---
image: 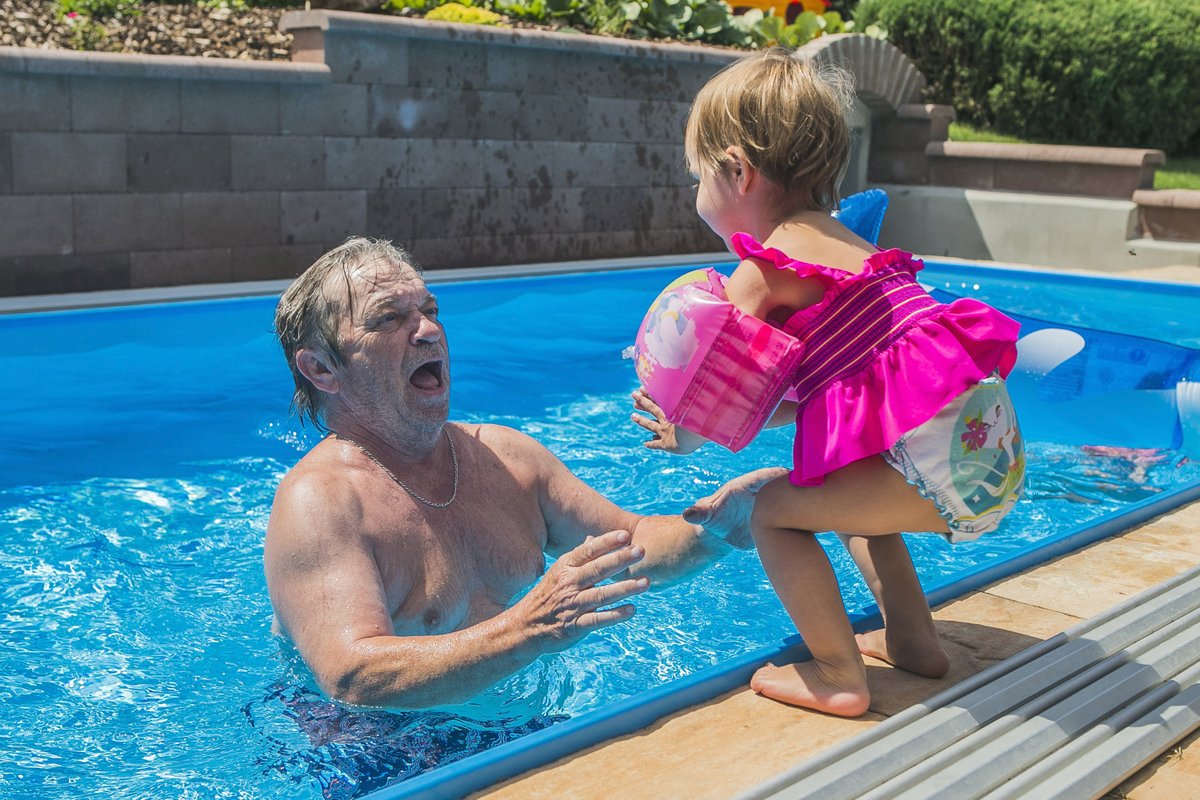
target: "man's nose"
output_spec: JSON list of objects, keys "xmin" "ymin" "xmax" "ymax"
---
[{"xmin": 412, "ymin": 315, "xmax": 442, "ymax": 344}]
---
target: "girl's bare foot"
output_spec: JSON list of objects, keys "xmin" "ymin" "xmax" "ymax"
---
[
  {"xmin": 750, "ymin": 660, "xmax": 871, "ymax": 717},
  {"xmin": 855, "ymin": 629, "xmax": 950, "ymax": 678}
]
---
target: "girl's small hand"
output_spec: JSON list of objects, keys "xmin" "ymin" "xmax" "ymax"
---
[{"xmin": 631, "ymin": 389, "xmax": 708, "ymax": 455}]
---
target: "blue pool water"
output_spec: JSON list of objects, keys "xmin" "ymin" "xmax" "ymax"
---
[{"xmin": 2, "ymin": 260, "xmax": 1198, "ymax": 799}]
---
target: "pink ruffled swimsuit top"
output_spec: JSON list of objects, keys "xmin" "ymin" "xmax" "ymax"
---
[{"xmin": 730, "ymin": 232, "xmax": 1021, "ymax": 487}]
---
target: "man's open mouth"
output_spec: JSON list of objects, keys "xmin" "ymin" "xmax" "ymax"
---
[{"xmin": 409, "ymin": 359, "xmax": 444, "ymax": 390}]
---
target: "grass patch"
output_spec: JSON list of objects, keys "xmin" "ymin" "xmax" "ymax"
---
[
  {"xmin": 1156, "ymin": 156, "xmax": 1200, "ymax": 190},
  {"xmin": 948, "ymin": 123, "xmax": 1200, "ymax": 191}
]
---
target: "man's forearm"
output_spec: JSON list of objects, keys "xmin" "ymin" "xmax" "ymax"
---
[{"xmin": 325, "ymin": 609, "xmax": 544, "ymax": 708}]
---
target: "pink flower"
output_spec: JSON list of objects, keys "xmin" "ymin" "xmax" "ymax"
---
[{"xmin": 960, "ymin": 415, "xmax": 990, "ymax": 451}]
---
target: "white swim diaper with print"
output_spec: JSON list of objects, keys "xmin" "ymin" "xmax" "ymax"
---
[{"xmin": 883, "ymin": 374, "xmax": 1025, "ymax": 543}]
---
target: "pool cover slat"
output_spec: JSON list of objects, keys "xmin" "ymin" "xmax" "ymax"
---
[{"xmin": 735, "ymin": 564, "xmax": 1200, "ymax": 800}]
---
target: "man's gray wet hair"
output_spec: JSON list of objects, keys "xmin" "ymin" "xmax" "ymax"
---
[{"xmin": 274, "ymin": 236, "xmax": 422, "ymax": 429}]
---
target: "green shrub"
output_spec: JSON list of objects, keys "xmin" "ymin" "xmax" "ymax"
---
[
  {"xmin": 855, "ymin": 0, "xmax": 1200, "ymax": 153},
  {"xmin": 425, "ymin": 0, "xmax": 505, "ymax": 22},
  {"xmin": 56, "ymin": 0, "xmax": 140, "ymax": 20}
]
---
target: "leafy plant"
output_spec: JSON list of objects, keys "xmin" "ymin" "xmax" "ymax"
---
[
  {"xmin": 55, "ymin": 0, "xmax": 140, "ymax": 20},
  {"xmin": 491, "ymin": 0, "xmax": 581, "ymax": 22},
  {"xmin": 61, "ymin": 11, "xmax": 109, "ymax": 48},
  {"xmin": 425, "ymin": 0, "xmax": 506, "ymax": 23}
]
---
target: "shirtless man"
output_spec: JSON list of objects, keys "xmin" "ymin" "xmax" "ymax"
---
[{"xmin": 265, "ymin": 237, "xmax": 781, "ymax": 709}]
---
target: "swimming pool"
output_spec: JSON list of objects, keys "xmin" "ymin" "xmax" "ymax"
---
[{"xmin": 2, "ymin": 258, "xmax": 1198, "ymax": 800}]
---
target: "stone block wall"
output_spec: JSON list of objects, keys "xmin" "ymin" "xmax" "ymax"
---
[{"xmin": 0, "ymin": 22, "xmax": 926, "ymax": 296}]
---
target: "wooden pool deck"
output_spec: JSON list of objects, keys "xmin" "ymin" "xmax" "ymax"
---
[{"xmin": 476, "ymin": 263, "xmax": 1200, "ymax": 800}]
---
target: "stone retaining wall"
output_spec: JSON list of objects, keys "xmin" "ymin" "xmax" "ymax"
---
[{"xmin": 0, "ymin": 20, "xmax": 926, "ymax": 297}]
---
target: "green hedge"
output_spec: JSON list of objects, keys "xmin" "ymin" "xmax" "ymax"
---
[{"xmin": 855, "ymin": 0, "xmax": 1200, "ymax": 153}]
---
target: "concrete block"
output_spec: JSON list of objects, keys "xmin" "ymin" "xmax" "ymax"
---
[
  {"xmin": 369, "ymin": 86, "xmax": 586, "ymax": 141},
  {"xmin": 231, "ymin": 243, "xmax": 328, "ymax": 282},
  {"xmin": 512, "ymin": 91, "xmax": 588, "ymax": 141},
  {"xmin": 321, "ymin": 31, "xmax": 410, "ymax": 86},
  {"xmin": 11, "ymin": 133, "xmax": 126, "ymax": 194},
  {"xmin": 181, "ymin": 192, "xmax": 280, "ymax": 248},
  {"xmin": 874, "ymin": 105, "xmax": 953, "ymax": 152},
  {"xmin": 0, "ymin": 195, "xmax": 73, "ymax": 257},
  {"xmin": 0, "ymin": 133, "xmax": 11, "ymax": 195},
  {"xmin": 70, "ymin": 75, "xmax": 180, "ymax": 133},
  {"xmin": 581, "ymin": 185, "xmax": 698, "ymax": 232},
  {"xmin": 868, "ymin": 149, "xmax": 929, "ymax": 185},
  {"xmin": 1, "ymin": 252, "xmax": 130, "ymax": 296},
  {"xmin": 483, "ymin": 139, "xmax": 564, "ymax": 189},
  {"xmin": 408, "ymin": 38, "xmax": 488, "ymax": 90},
  {"xmin": 486, "ymin": 46, "xmax": 577, "ymax": 95},
  {"xmin": 365, "ymin": 188, "xmax": 422, "ymax": 242},
  {"xmin": 280, "ymin": 190, "xmax": 367, "ymax": 245},
  {"xmin": 127, "ymin": 134, "xmax": 231, "ymax": 192},
  {"xmin": 181, "ymin": 80, "xmax": 279, "ymax": 134},
  {"xmin": 0, "ymin": 74, "xmax": 71, "ymax": 132},
  {"xmin": 554, "ymin": 141, "xmax": 688, "ymax": 188},
  {"xmin": 129, "ymin": 248, "xmax": 233, "ymax": 288},
  {"xmin": 403, "ymin": 186, "xmax": 584, "ymax": 240},
  {"xmin": 928, "ymin": 158, "xmax": 995, "ymax": 190},
  {"xmin": 567, "ymin": 52, "xmax": 715, "ymax": 103},
  {"xmin": 324, "ymin": 137, "xmax": 409, "ymax": 190},
  {"xmin": 232, "ymin": 135, "xmax": 324, "ymax": 191},
  {"xmin": 587, "ymin": 96, "xmax": 689, "ymax": 144},
  {"xmin": 996, "ymin": 161, "xmax": 1147, "ymax": 199},
  {"xmin": 406, "ymin": 139, "xmax": 564, "ymax": 191},
  {"xmin": 279, "ymin": 82, "xmax": 368, "ymax": 137},
  {"xmin": 1134, "ymin": 190, "xmax": 1200, "ymax": 242},
  {"xmin": 75, "ymin": 193, "xmax": 183, "ymax": 253}
]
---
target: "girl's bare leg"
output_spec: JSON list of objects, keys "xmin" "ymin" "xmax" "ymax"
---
[
  {"xmin": 751, "ymin": 523, "xmax": 872, "ymax": 717},
  {"xmin": 749, "ymin": 456, "xmax": 948, "ymax": 716},
  {"xmin": 839, "ymin": 533, "xmax": 949, "ymax": 678}
]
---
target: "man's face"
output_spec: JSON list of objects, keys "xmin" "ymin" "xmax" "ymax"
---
[{"xmin": 331, "ymin": 258, "xmax": 450, "ymax": 436}]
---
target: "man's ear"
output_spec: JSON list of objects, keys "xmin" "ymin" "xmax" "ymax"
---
[{"xmin": 295, "ymin": 348, "xmax": 340, "ymax": 396}]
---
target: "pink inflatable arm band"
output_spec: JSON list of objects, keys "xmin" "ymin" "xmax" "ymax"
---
[{"xmin": 629, "ymin": 268, "xmax": 806, "ymax": 452}]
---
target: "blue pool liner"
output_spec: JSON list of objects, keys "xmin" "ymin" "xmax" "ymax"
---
[{"xmin": 363, "ymin": 476, "xmax": 1200, "ymax": 800}]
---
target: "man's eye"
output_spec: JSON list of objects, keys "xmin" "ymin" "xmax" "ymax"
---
[{"xmin": 425, "ymin": 306, "xmax": 439, "ymax": 318}]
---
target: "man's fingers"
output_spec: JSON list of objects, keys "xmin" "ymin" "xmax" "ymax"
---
[
  {"xmin": 575, "ymin": 603, "xmax": 637, "ymax": 632},
  {"xmin": 579, "ymin": 541, "xmax": 645, "ymax": 586},
  {"xmin": 561, "ymin": 529, "xmax": 630, "ymax": 568},
  {"xmin": 581, "ymin": 575, "xmax": 649, "ymax": 610}
]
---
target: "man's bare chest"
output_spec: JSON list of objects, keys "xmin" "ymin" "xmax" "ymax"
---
[{"xmin": 379, "ymin": 512, "xmax": 547, "ymax": 636}]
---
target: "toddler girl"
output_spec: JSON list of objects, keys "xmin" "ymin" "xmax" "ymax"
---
[{"xmin": 632, "ymin": 48, "xmax": 1025, "ymax": 717}]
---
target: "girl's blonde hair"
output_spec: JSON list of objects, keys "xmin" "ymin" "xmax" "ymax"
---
[{"xmin": 685, "ymin": 47, "xmax": 854, "ymax": 213}]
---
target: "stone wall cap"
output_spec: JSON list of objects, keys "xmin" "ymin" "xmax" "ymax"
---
[
  {"xmin": 896, "ymin": 103, "xmax": 955, "ymax": 121},
  {"xmin": 1132, "ymin": 189, "xmax": 1200, "ymax": 210},
  {"xmin": 926, "ymin": 140, "xmax": 1166, "ymax": 166},
  {"xmin": 0, "ymin": 44, "xmax": 331, "ymax": 83},
  {"xmin": 279, "ymin": 9, "xmax": 741, "ymax": 63}
]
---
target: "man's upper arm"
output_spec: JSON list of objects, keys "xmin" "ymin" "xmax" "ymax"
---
[
  {"xmin": 496, "ymin": 427, "xmax": 639, "ymax": 557},
  {"xmin": 264, "ymin": 472, "xmax": 397, "ymax": 686}
]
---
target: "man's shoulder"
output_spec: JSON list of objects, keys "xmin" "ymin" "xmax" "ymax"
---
[
  {"xmin": 456, "ymin": 421, "xmax": 557, "ymax": 466},
  {"xmin": 272, "ymin": 440, "xmax": 365, "ymax": 520}
]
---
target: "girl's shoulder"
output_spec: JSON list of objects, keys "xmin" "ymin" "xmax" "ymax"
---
[{"xmin": 731, "ymin": 231, "xmax": 905, "ymax": 282}]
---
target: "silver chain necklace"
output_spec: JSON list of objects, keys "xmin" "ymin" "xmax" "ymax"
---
[{"xmin": 334, "ymin": 428, "xmax": 459, "ymax": 509}]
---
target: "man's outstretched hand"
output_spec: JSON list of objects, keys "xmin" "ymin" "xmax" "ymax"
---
[
  {"xmin": 683, "ymin": 467, "xmax": 789, "ymax": 550},
  {"xmin": 514, "ymin": 529, "xmax": 649, "ymax": 652}
]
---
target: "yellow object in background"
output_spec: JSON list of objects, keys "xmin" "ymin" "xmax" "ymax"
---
[{"xmin": 730, "ymin": 0, "xmax": 828, "ymax": 17}]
